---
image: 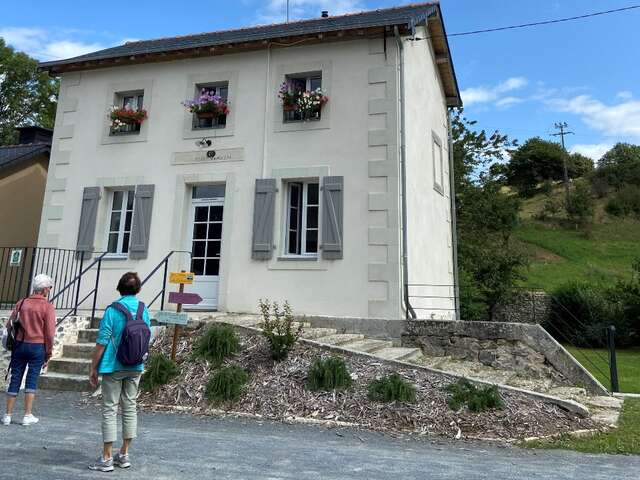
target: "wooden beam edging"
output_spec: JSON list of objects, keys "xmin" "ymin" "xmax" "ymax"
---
[{"xmin": 212, "ymin": 320, "xmax": 591, "ymax": 418}]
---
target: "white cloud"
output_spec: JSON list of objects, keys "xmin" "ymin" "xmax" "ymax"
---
[
  {"xmin": 617, "ymin": 91, "xmax": 633, "ymax": 100},
  {"xmin": 461, "ymin": 76, "xmax": 528, "ymax": 107},
  {"xmin": 258, "ymin": 0, "xmax": 363, "ymax": 23},
  {"xmin": 569, "ymin": 143, "xmax": 612, "ymax": 161},
  {"xmin": 0, "ymin": 26, "xmax": 108, "ymax": 60},
  {"xmin": 548, "ymin": 94, "xmax": 640, "ymax": 139}
]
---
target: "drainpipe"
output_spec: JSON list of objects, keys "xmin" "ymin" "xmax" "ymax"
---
[
  {"xmin": 394, "ymin": 27, "xmax": 417, "ymax": 320},
  {"xmin": 261, "ymin": 44, "xmax": 272, "ymax": 179},
  {"xmin": 447, "ymin": 110, "xmax": 461, "ymax": 320}
]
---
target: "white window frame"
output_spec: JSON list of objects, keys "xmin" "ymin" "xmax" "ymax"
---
[
  {"xmin": 110, "ymin": 90, "xmax": 145, "ymax": 136},
  {"xmin": 191, "ymin": 81, "xmax": 230, "ymax": 131},
  {"xmin": 105, "ymin": 189, "xmax": 135, "ymax": 259},
  {"xmin": 284, "ymin": 180, "xmax": 320, "ymax": 257},
  {"xmin": 432, "ymin": 131, "xmax": 445, "ymax": 195},
  {"xmin": 283, "ymin": 72, "xmax": 323, "ymax": 123}
]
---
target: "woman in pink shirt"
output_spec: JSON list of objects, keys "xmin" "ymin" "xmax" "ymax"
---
[{"xmin": 2, "ymin": 274, "xmax": 56, "ymax": 426}]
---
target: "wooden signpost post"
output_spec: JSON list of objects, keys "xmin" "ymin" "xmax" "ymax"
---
[{"xmin": 155, "ymin": 271, "xmax": 201, "ymax": 360}]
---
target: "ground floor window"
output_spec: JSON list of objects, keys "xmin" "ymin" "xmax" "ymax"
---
[
  {"xmin": 285, "ymin": 181, "xmax": 319, "ymax": 256},
  {"xmin": 106, "ymin": 189, "xmax": 134, "ymax": 255}
]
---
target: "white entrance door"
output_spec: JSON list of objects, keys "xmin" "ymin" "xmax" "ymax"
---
[{"xmin": 185, "ymin": 186, "xmax": 225, "ymax": 310}]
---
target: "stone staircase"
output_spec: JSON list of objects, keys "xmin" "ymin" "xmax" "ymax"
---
[
  {"xmin": 39, "ymin": 317, "xmax": 99, "ymax": 392},
  {"xmin": 206, "ymin": 312, "xmax": 425, "ymax": 363}
]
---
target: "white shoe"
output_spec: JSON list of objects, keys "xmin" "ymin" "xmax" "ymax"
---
[
  {"xmin": 21, "ymin": 414, "xmax": 39, "ymax": 426},
  {"xmin": 1, "ymin": 414, "xmax": 10, "ymax": 426}
]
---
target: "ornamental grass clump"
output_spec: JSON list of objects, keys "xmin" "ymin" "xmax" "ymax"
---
[
  {"xmin": 367, "ymin": 373, "xmax": 417, "ymax": 404},
  {"xmin": 193, "ymin": 324, "xmax": 240, "ymax": 366},
  {"xmin": 140, "ymin": 354, "xmax": 180, "ymax": 392},
  {"xmin": 259, "ymin": 299, "xmax": 302, "ymax": 361},
  {"xmin": 306, "ymin": 357, "xmax": 352, "ymax": 391},
  {"xmin": 205, "ymin": 366, "xmax": 249, "ymax": 404},
  {"xmin": 446, "ymin": 379, "xmax": 504, "ymax": 413}
]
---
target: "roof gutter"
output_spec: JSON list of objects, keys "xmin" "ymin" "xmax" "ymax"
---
[{"xmin": 394, "ymin": 26, "xmax": 417, "ymax": 320}]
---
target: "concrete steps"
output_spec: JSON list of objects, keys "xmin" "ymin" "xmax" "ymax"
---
[
  {"xmin": 62, "ymin": 343, "xmax": 95, "ymax": 360},
  {"xmin": 39, "ymin": 372, "xmax": 91, "ymax": 392},
  {"xmin": 311, "ymin": 333, "xmax": 366, "ymax": 346},
  {"xmin": 47, "ymin": 358, "xmax": 92, "ymax": 375},
  {"xmin": 340, "ymin": 339, "xmax": 393, "ymax": 353},
  {"xmin": 77, "ymin": 329, "xmax": 98, "ymax": 344},
  {"xmin": 300, "ymin": 327, "xmax": 337, "ymax": 340},
  {"xmin": 374, "ymin": 347, "xmax": 423, "ymax": 362}
]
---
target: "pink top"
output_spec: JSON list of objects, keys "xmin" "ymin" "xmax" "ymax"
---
[{"xmin": 6, "ymin": 294, "xmax": 56, "ymax": 360}]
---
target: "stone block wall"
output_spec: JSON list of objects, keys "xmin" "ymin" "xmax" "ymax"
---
[
  {"xmin": 402, "ymin": 319, "xmax": 608, "ymax": 395},
  {"xmin": 493, "ymin": 291, "xmax": 550, "ymax": 324}
]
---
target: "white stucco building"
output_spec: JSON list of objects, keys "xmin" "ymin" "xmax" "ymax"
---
[{"xmin": 37, "ymin": 3, "xmax": 461, "ymax": 320}]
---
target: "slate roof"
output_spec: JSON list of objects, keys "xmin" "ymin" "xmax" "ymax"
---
[
  {"xmin": 0, "ymin": 143, "xmax": 51, "ymax": 171},
  {"xmin": 40, "ymin": 3, "xmax": 439, "ymax": 68}
]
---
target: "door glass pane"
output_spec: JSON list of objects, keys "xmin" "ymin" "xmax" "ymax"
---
[
  {"xmin": 208, "ymin": 223, "xmax": 222, "ymax": 239},
  {"xmin": 192, "ymin": 241, "xmax": 206, "ymax": 258},
  {"xmin": 207, "ymin": 241, "xmax": 221, "ymax": 257},
  {"xmin": 195, "ymin": 206, "xmax": 208, "ymax": 222},
  {"xmin": 193, "ymin": 185, "xmax": 226, "ymax": 199},
  {"xmin": 112, "ymin": 191, "xmax": 123, "ymax": 210},
  {"xmin": 205, "ymin": 259, "xmax": 220, "ymax": 276},
  {"xmin": 193, "ymin": 223, "xmax": 207, "ymax": 240},
  {"xmin": 192, "ymin": 259, "xmax": 205, "ymax": 276},
  {"xmin": 107, "ymin": 234, "xmax": 119, "ymax": 253},
  {"xmin": 209, "ymin": 206, "xmax": 223, "ymax": 221}
]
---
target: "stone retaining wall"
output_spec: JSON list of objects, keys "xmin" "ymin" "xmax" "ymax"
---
[
  {"xmin": 402, "ymin": 320, "xmax": 608, "ymax": 395},
  {"xmin": 493, "ymin": 291, "xmax": 550, "ymax": 324}
]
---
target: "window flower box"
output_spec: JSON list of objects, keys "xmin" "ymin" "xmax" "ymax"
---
[
  {"xmin": 109, "ymin": 105, "xmax": 148, "ymax": 134},
  {"xmin": 279, "ymin": 81, "xmax": 328, "ymax": 122},
  {"xmin": 183, "ymin": 89, "xmax": 230, "ymax": 128}
]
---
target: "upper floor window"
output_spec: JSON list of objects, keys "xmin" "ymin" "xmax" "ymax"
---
[
  {"xmin": 285, "ymin": 180, "xmax": 319, "ymax": 256},
  {"xmin": 106, "ymin": 189, "xmax": 135, "ymax": 256},
  {"xmin": 280, "ymin": 72, "xmax": 327, "ymax": 123},
  {"xmin": 109, "ymin": 91, "xmax": 147, "ymax": 135},
  {"xmin": 184, "ymin": 83, "xmax": 230, "ymax": 130},
  {"xmin": 432, "ymin": 132, "xmax": 444, "ymax": 195}
]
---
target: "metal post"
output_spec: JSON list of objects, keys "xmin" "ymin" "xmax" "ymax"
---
[
  {"xmin": 74, "ymin": 251, "xmax": 85, "ymax": 315},
  {"xmin": 607, "ymin": 325, "xmax": 620, "ymax": 393},
  {"xmin": 171, "ymin": 280, "xmax": 184, "ymax": 361},
  {"xmin": 160, "ymin": 258, "xmax": 169, "ymax": 311},
  {"xmin": 91, "ymin": 258, "xmax": 102, "ymax": 322}
]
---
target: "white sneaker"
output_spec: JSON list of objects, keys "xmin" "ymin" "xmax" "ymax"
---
[
  {"xmin": 22, "ymin": 414, "xmax": 39, "ymax": 426},
  {"xmin": 1, "ymin": 414, "xmax": 10, "ymax": 426}
]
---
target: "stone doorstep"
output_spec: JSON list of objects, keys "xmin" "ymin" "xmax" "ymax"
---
[{"xmin": 211, "ymin": 318, "xmax": 592, "ymax": 419}]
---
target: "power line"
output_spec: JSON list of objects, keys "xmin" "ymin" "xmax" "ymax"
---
[{"xmin": 413, "ymin": 5, "xmax": 640, "ymax": 41}]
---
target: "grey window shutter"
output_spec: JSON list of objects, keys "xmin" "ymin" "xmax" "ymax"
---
[
  {"xmin": 322, "ymin": 176, "xmax": 344, "ymax": 260},
  {"xmin": 251, "ymin": 178, "xmax": 277, "ymax": 260},
  {"xmin": 129, "ymin": 184, "xmax": 155, "ymax": 260},
  {"xmin": 76, "ymin": 187, "xmax": 101, "ymax": 258}
]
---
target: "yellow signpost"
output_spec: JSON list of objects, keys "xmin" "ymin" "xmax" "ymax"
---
[{"xmin": 169, "ymin": 271, "xmax": 194, "ymax": 284}]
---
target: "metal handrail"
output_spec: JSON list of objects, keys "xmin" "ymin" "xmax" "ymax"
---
[
  {"xmin": 49, "ymin": 251, "xmax": 108, "ymax": 303},
  {"xmin": 141, "ymin": 250, "xmax": 192, "ymax": 310}
]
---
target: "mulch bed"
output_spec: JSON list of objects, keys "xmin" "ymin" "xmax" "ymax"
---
[{"xmin": 138, "ymin": 325, "xmax": 595, "ymax": 441}]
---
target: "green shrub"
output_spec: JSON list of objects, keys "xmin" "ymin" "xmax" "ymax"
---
[
  {"xmin": 367, "ymin": 373, "xmax": 417, "ymax": 403},
  {"xmin": 140, "ymin": 354, "xmax": 180, "ymax": 392},
  {"xmin": 565, "ymin": 180, "xmax": 595, "ymax": 231},
  {"xmin": 306, "ymin": 357, "xmax": 352, "ymax": 391},
  {"xmin": 193, "ymin": 324, "xmax": 240, "ymax": 366},
  {"xmin": 606, "ymin": 184, "xmax": 640, "ymax": 217},
  {"xmin": 205, "ymin": 366, "xmax": 249, "ymax": 404},
  {"xmin": 545, "ymin": 281, "xmax": 627, "ymax": 348},
  {"xmin": 259, "ymin": 299, "xmax": 301, "ymax": 361},
  {"xmin": 446, "ymin": 379, "xmax": 504, "ymax": 412}
]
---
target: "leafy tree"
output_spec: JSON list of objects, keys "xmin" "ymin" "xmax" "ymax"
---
[
  {"xmin": 451, "ymin": 109, "xmax": 527, "ymax": 321},
  {"xmin": 0, "ymin": 38, "xmax": 58, "ymax": 145},
  {"xmin": 596, "ymin": 143, "xmax": 640, "ymax": 188},
  {"xmin": 506, "ymin": 138, "xmax": 569, "ymax": 197},
  {"xmin": 568, "ymin": 152, "xmax": 594, "ymax": 179},
  {"xmin": 565, "ymin": 179, "xmax": 595, "ymax": 233}
]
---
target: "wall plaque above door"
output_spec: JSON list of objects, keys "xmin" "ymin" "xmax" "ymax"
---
[{"xmin": 172, "ymin": 147, "xmax": 244, "ymax": 165}]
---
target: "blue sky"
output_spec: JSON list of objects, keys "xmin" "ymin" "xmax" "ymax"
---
[{"xmin": 2, "ymin": 0, "xmax": 639, "ymax": 160}]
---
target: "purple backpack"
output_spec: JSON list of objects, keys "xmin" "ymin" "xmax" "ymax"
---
[{"xmin": 110, "ymin": 301, "xmax": 151, "ymax": 366}]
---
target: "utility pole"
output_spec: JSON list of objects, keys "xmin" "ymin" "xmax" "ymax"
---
[
  {"xmin": 551, "ymin": 121, "xmax": 574, "ymax": 206},
  {"xmin": 286, "ymin": 0, "xmax": 290, "ymax": 22}
]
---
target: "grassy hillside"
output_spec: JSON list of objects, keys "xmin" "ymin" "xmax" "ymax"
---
[{"xmin": 513, "ymin": 187, "xmax": 640, "ymax": 291}]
